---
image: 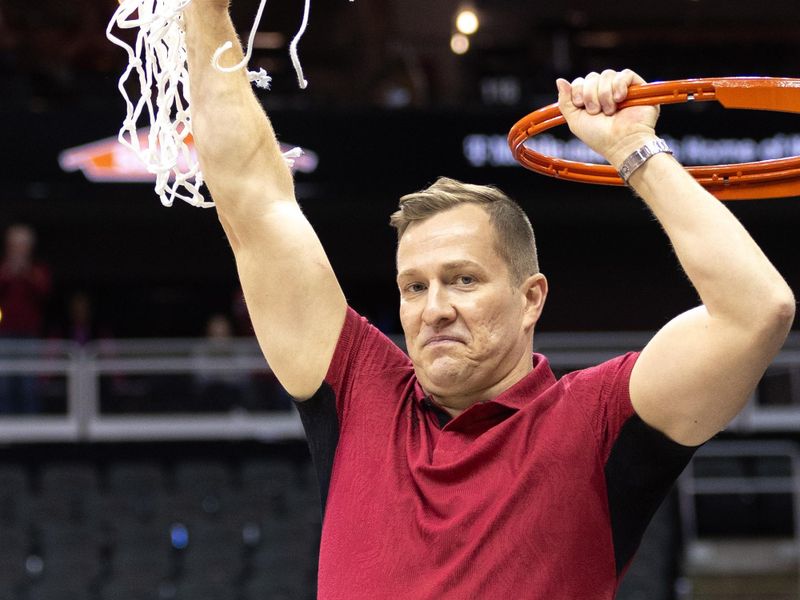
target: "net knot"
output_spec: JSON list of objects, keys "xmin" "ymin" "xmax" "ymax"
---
[
  {"xmin": 247, "ymin": 68, "xmax": 272, "ymax": 89},
  {"xmin": 282, "ymin": 146, "xmax": 304, "ymax": 168}
]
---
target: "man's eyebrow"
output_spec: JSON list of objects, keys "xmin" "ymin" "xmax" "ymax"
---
[
  {"xmin": 441, "ymin": 260, "xmax": 483, "ymax": 271},
  {"xmin": 396, "ymin": 268, "xmax": 418, "ymax": 280},
  {"xmin": 397, "ymin": 260, "xmax": 484, "ymax": 280}
]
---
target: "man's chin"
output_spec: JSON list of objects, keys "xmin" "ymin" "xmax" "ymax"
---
[{"xmin": 417, "ymin": 366, "xmax": 470, "ymax": 397}]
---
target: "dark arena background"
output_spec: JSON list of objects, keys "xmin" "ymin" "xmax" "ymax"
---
[{"xmin": 1, "ymin": 1, "xmax": 800, "ymax": 599}]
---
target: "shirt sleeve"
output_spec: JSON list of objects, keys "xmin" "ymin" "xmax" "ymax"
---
[
  {"xmin": 293, "ymin": 308, "xmax": 413, "ymax": 514},
  {"xmin": 321, "ymin": 306, "xmax": 413, "ymax": 426},
  {"xmin": 561, "ymin": 352, "xmax": 640, "ymax": 461},
  {"xmin": 563, "ymin": 353, "xmax": 699, "ymax": 576}
]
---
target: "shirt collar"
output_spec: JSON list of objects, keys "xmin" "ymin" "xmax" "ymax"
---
[
  {"xmin": 484, "ymin": 353, "xmax": 556, "ymax": 411},
  {"xmin": 414, "ymin": 352, "xmax": 556, "ymax": 413}
]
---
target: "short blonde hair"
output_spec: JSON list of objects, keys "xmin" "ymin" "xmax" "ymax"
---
[{"xmin": 390, "ymin": 177, "xmax": 539, "ymax": 284}]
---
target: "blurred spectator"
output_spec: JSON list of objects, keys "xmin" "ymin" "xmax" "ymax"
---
[
  {"xmin": 193, "ymin": 313, "xmax": 292, "ymax": 412},
  {"xmin": 226, "ymin": 292, "xmax": 293, "ymax": 410},
  {"xmin": 51, "ymin": 290, "xmax": 113, "ymax": 345},
  {"xmin": 192, "ymin": 314, "xmax": 247, "ymax": 412},
  {"xmin": 39, "ymin": 291, "xmax": 113, "ymax": 415},
  {"xmin": 66, "ymin": 290, "xmax": 93, "ymax": 345},
  {"xmin": 0, "ymin": 224, "xmax": 51, "ymax": 337},
  {"xmin": 0, "ymin": 223, "xmax": 52, "ymax": 413}
]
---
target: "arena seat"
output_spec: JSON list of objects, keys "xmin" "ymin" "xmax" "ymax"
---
[
  {"xmin": 0, "ymin": 525, "xmax": 30, "ymax": 589},
  {"xmin": 0, "ymin": 442, "xmax": 321, "ymax": 598},
  {"xmin": 0, "ymin": 465, "xmax": 29, "ymax": 525}
]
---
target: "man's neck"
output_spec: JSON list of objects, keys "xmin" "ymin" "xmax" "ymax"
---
[{"xmin": 429, "ymin": 354, "xmax": 534, "ymax": 418}]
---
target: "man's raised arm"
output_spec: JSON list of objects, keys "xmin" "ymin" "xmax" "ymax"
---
[
  {"xmin": 184, "ymin": 1, "xmax": 346, "ymax": 399},
  {"xmin": 558, "ymin": 69, "xmax": 796, "ymax": 447}
]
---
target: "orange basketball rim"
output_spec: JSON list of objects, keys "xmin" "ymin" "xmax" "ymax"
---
[{"xmin": 508, "ymin": 77, "xmax": 800, "ymax": 200}]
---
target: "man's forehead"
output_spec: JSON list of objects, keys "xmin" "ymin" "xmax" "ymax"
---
[
  {"xmin": 398, "ymin": 205, "xmax": 492, "ymax": 247},
  {"xmin": 396, "ymin": 207, "xmax": 504, "ymax": 275}
]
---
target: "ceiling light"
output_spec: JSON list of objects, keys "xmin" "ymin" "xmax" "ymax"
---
[
  {"xmin": 450, "ymin": 33, "xmax": 470, "ymax": 55},
  {"xmin": 455, "ymin": 9, "xmax": 479, "ymax": 35}
]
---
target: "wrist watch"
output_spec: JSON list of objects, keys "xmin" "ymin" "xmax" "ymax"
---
[{"xmin": 618, "ymin": 138, "xmax": 672, "ymax": 183}]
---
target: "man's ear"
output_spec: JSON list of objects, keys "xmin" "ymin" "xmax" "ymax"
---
[{"xmin": 521, "ymin": 273, "xmax": 548, "ymax": 332}]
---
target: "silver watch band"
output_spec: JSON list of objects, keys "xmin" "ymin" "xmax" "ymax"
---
[{"xmin": 618, "ymin": 138, "xmax": 672, "ymax": 183}]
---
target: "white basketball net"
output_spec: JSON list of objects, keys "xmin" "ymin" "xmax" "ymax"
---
[{"xmin": 106, "ymin": 0, "xmax": 327, "ymax": 208}]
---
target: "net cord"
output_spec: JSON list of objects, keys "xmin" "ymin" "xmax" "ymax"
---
[
  {"xmin": 106, "ymin": 0, "xmax": 320, "ymax": 208},
  {"xmin": 288, "ymin": 0, "xmax": 311, "ymax": 89},
  {"xmin": 107, "ymin": 0, "xmax": 209, "ymax": 207}
]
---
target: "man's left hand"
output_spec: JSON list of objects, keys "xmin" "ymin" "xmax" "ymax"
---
[{"xmin": 556, "ymin": 69, "xmax": 660, "ymax": 169}]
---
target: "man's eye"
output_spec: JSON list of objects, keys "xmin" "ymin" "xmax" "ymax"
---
[
  {"xmin": 456, "ymin": 275, "xmax": 475, "ymax": 285},
  {"xmin": 406, "ymin": 283, "xmax": 426, "ymax": 293}
]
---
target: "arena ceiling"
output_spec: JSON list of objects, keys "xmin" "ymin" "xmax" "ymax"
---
[
  {"xmin": 2, "ymin": 0, "xmax": 799, "ymax": 110},
  {"xmin": 1, "ymin": 0, "xmax": 799, "ymax": 336}
]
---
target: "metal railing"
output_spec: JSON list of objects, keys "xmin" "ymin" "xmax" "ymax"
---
[
  {"xmin": 0, "ymin": 330, "xmax": 798, "ymax": 443},
  {"xmin": 676, "ymin": 440, "xmax": 800, "ymax": 599}
]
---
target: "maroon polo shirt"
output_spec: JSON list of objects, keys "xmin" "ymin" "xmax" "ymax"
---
[{"xmin": 296, "ymin": 308, "xmax": 696, "ymax": 599}]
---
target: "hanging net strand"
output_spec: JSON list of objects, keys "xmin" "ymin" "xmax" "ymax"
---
[
  {"xmin": 211, "ymin": 0, "xmax": 272, "ymax": 89},
  {"xmin": 107, "ymin": 0, "xmax": 209, "ymax": 207},
  {"xmin": 288, "ymin": 0, "xmax": 312, "ymax": 89},
  {"xmin": 106, "ymin": 0, "xmax": 349, "ymax": 208}
]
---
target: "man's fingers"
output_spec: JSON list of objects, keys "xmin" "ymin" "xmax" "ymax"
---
[
  {"xmin": 612, "ymin": 69, "xmax": 646, "ymax": 103},
  {"xmin": 580, "ymin": 72, "xmax": 600, "ymax": 115},
  {"xmin": 556, "ymin": 78, "xmax": 571, "ymax": 98},
  {"xmin": 598, "ymin": 69, "xmax": 617, "ymax": 115},
  {"xmin": 560, "ymin": 69, "xmax": 653, "ymax": 124},
  {"xmin": 556, "ymin": 78, "xmax": 579, "ymax": 120},
  {"xmin": 569, "ymin": 77, "xmax": 585, "ymax": 107},
  {"xmin": 612, "ymin": 72, "xmax": 628, "ymax": 103}
]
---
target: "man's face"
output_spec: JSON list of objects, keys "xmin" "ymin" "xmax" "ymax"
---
[{"xmin": 397, "ymin": 204, "xmax": 545, "ymax": 409}]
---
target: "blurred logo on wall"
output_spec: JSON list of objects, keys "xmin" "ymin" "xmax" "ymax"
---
[{"xmin": 59, "ymin": 130, "xmax": 318, "ymax": 182}]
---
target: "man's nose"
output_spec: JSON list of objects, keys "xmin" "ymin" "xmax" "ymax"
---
[{"xmin": 421, "ymin": 283, "xmax": 456, "ymax": 327}]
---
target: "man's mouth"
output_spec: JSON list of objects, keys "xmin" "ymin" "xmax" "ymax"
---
[{"xmin": 424, "ymin": 335, "xmax": 464, "ymax": 347}]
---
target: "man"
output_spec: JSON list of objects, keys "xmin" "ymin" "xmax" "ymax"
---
[
  {"xmin": 0, "ymin": 224, "xmax": 51, "ymax": 339},
  {"xmin": 184, "ymin": 3, "xmax": 795, "ymax": 597},
  {"xmin": 0, "ymin": 223, "xmax": 52, "ymax": 414}
]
